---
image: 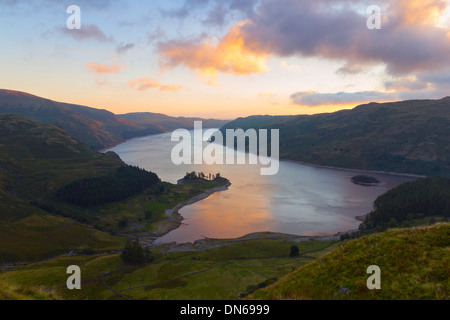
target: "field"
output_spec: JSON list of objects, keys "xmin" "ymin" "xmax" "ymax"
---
[{"xmin": 0, "ymin": 238, "xmax": 339, "ymax": 300}]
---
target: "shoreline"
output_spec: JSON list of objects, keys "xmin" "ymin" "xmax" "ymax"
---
[
  {"xmin": 282, "ymin": 159, "xmax": 427, "ymax": 179},
  {"xmin": 103, "ymin": 131, "xmax": 424, "ymax": 248},
  {"xmin": 100, "ymin": 131, "xmax": 425, "ymax": 180},
  {"xmin": 148, "ymin": 180, "xmax": 232, "ymax": 239}
]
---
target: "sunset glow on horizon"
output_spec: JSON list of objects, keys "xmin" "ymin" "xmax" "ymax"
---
[{"xmin": 1, "ymin": 0, "xmax": 449, "ymax": 119}]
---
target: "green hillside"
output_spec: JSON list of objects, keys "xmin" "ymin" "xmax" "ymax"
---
[
  {"xmin": 363, "ymin": 177, "xmax": 450, "ymax": 231},
  {"xmin": 250, "ymin": 223, "xmax": 449, "ymax": 300},
  {"xmin": 220, "ymin": 97, "xmax": 450, "ymax": 176},
  {"xmin": 0, "ymin": 90, "xmax": 230, "ymax": 150},
  {"xmin": 0, "ymin": 114, "xmax": 130, "ymax": 262},
  {"xmin": 0, "ymin": 114, "xmax": 229, "ymax": 263},
  {"xmin": 0, "ymin": 90, "xmax": 127, "ymax": 149}
]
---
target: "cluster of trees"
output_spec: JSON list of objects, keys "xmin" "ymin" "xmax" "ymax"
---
[
  {"xmin": 57, "ymin": 165, "xmax": 161, "ymax": 207},
  {"xmin": 183, "ymin": 171, "xmax": 221, "ymax": 181},
  {"xmin": 363, "ymin": 177, "xmax": 450, "ymax": 230},
  {"xmin": 290, "ymin": 245, "xmax": 300, "ymax": 257},
  {"xmin": 121, "ymin": 238, "xmax": 154, "ymax": 265}
]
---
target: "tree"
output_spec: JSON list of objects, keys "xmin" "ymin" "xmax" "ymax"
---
[
  {"xmin": 388, "ymin": 218, "xmax": 398, "ymax": 228},
  {"xmin": 290, "ymin": 245, "xmax": 300, "ymax": 257},
  {"xmin": 121, "ymin": 239, "xmax": 154, "ymax": 265}
]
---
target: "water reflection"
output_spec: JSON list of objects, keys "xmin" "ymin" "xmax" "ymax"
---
[{"xmin": 108, "ymin": 131, "xmax": 416, "ymax": 244}]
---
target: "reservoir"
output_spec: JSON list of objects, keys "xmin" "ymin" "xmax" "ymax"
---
[{"xmin": 107, "ymin": 131, "xmax": 416, "ymax": 244}]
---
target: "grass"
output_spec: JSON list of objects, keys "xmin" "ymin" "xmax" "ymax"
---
[
  {"xmin": 0, "ymin": 278, "xmax": 61, "ymax": 300},
  {"xmin": 250, "ymin": 223, "xmax": 450, "ymax": 300},
  {"xmin": 0, "ymin": 239, "xmax": 338, "ymax": 300}
]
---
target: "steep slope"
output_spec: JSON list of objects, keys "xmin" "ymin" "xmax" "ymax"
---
[
  {"xmin": 220, "ymin": 97, "xmax": 450, "ymax": 176},
  {"xmin": 0, "ymin": 90, "xmax": 123, "ymax": 149},
  {"xmin": 118, "ymin": 112, "xmax": 230, "ymax": 132},
  {"xmin": 0, "ymin": 90, "xmax": 231, "ymax": 150},
  {"xmin": 0, "ymin": 113, "xmax": 125, "ymax": 198},
  {"xmin": 0, "ymin": 114, "xmax": 127, "ymax": 262},
  {"xmin": 62, "ymin": 103, "xmax": 163, "ymax": 140},
  {"xmin": 251, "ymin": 223, "xmax": 449, "ymax": 300}
]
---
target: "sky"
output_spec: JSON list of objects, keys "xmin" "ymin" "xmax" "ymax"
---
[{"xmin": 0, "ymin": 0, "xmax": 449, "ymax": 119}]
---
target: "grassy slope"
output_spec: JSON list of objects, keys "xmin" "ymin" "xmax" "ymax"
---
[
  {"xmin": 250, "ymin": 223, "xmax": 449, "ymax": 300},
  {"xmin": 0, "ymin": 89, "xmax": 230, "ymax": 150},
  {"xmin": 1, "ymin": 239, "xmax": 339, "ymax": 300},
  {"xmin": 0, "ymin": 278, "xmax": 60, "ymax": 300},
  {"xmin": 220, "ymin": 97, "xmax": 450, "ymax": 176},
  {"xmin": 0, "ymin": 90, "xmax": 126, "ymax": 149},
  {"xmin": 0, "ymin": 114, "xmax": 127, "ymax": 262},
  {"xmin": 0, "ymin": 115, "xmax": 232, "ymax": 263}
]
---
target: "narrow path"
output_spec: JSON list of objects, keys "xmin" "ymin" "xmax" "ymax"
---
[{"xmin": 99, "ymin": 277, "xmax": 132, "ymax": 300}]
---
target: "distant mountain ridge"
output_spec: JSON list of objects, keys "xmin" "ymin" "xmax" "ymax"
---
[
  {"xmin": 219, "ymin": 97, "xmax": 450, "ymax": 176},
  {"xmin": 0, "ymin": 89, "xmax": 230, "ymax": 150}
]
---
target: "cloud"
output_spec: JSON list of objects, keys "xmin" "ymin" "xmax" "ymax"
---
[
  {"xmin": 61, "ymin": 24, "xmax": 111, "ymax": 42},
  {"xmin": 158, "ymin": 0, "xmax": 450, "ymax": 82},
  {"xmin": 178, "ymin": 0, "xmax": 448, "ymax": 78},
  {"xmin": 127, "ymin": 78, "xmax": 183, "ymax": 92},
  {"xmin": 203, "ymin": 2, "xmax": 228, "ymax": 26},
  {"xmin": 336, "ymin": 63, "xmax": 369, "ymax": 75},
  {"xmin": 2, "ymin": 0, "xmax": 113, "ymax": 10},
  {"xmin": 148, "ymin": 27, "xmax": 165, "ymax": 44},
  {"xmin": 116, "ymin": 43, "xmax": 135, "ymax": 55},
  {"xmin": 162, "ymin": 0, "xmax": 210, "ymax": 19},
  {"xmin": 419, "ymin": 70, "xmax": 450, "ymax": 85},
  {"xmin": 280, "ymin": 60, "xmax": 301, "ymax": 71},
  {"xmin": 87, "ymin": 62, "xmax": 124, "ymax": 74},
  {"xmin": 385, "ymin": 77, "xmax": 429, "ymax": 91},
  {"xmin": 291, "ymin": 91, "xmax": 398, "ymax": 107},
  {"xmin": 158, "ymin": 22, "xmax": 270, "ymax": 84},
  {"xmin": 163, "ymin": 0, "xmax": 259, "ymax": 24},
  {"xmin": 160, "ymin": 85, "xmax": 184, "ymax": 92}
]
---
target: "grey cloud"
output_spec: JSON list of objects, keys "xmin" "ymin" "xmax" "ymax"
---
[
  {"xmin": 291, "ymin": 91, "xmax": 398, "ymax": 106},
  {"xmin": 60, "ymin": 24, "xmax": 111, "ymax": 42},
  {"xmin": 116, "ymin": 43, "xmax": 135, "ymax": 55},
  {"xmin": 163, "ymin": 0, "xmax": 259, "ymax": 26},
  {"xmin": 239, "ymin": 0, "xmax": 450, "ymax": 76}
]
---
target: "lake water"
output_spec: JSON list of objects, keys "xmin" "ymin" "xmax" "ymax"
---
[{"xmin": 107, "ymin": 131, "xmax": 416, "ymax": 244}]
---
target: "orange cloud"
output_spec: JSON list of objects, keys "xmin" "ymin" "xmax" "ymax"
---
[
  {"xmin": 87, "ymin": 62, "xmax": 124, "ymax": 74},
  {"xmin": 127, "ymin": 78, "xmax": 183, "ymax": 92},
  {"xmin": 158, "ymin": 21, "xmax": 269, "ymax": 84},
  {"xmin": 391, "ymin": 0, "xmax": 448, "ymax": 25},
  {"xmin": 160, "ymin": 85, "xmax": 183, "ymax": 92}
]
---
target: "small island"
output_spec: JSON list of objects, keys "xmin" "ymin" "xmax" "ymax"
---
[{"xmin": 351, "ymin": 175, "xmax": 381, "ymax": 186}]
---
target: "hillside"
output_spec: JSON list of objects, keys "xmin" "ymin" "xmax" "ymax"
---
[
  {"xmin": 0, "ymin": 114, "xmax": 129, "ymax": 262},
  {"xmin": 250, "ymin": 223, "xmax": 449, "ymax": 300},
  {"xmin": 220, "ymin": 97, "xmax": 450, "ymax": 176},
  {"xmin": 0, "ymin": 113, "xmax": 126, "ymax": 198},
  {"xmin": 119, "ymin": 112, "xmax": 229, "ymax": 133},
  {"xmin": 0, "ymin": 90, "xmax": 230, "ymax": 150},
  {"xmin": 363, "ymin": 177, "xmax": 450, "ymax": 231},
  {"xmin": 0, "ymin": 115, "xmax": 231, "ymax": 263}
]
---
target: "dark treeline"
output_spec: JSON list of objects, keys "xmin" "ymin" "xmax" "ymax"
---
[
  {"xmin": 183, "ymin": 171, "xmax": 221, "ymax": 181},
  {"xmin": 364, "ymin": 177, "xmax": 450, "ymax": 229},
  {"xmin": 56, "ymin": 165, "xmax": 161, "ymax": 207}
]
